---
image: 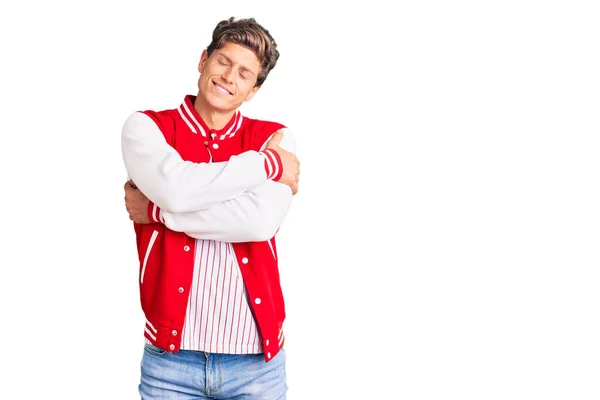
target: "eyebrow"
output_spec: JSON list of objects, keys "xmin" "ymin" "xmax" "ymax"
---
[{"xmin": 217, "ymin": 52, "xmax": 257, "ymax": 76}]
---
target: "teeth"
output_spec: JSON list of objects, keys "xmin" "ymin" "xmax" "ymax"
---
[{"xmin": 214, "ymin": 82, "xmax": 230, "ymax": 95}]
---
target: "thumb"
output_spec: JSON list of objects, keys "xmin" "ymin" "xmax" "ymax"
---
[{"xmin": 266, "ymin": 131, "xmax": 283, "ymax": 149}]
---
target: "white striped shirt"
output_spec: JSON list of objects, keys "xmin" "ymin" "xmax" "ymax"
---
[{"xmin": 180, "ymin": 239, "xmax": 262, "ymax": 354}]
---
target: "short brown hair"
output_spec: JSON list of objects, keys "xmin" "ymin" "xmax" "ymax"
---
[{"xmin": 206, "ymin": 17, "xmax": 280, "ymax": 87}]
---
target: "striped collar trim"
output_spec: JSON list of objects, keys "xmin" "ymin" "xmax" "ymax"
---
[{"xmin": 176, "ymin": 95, "xmax": 244, "ymax": 140}]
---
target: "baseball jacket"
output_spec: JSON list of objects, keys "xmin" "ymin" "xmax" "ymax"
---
[{"xmin": 121, "ymin": 95, "xmax": 295, "ymax": 362}]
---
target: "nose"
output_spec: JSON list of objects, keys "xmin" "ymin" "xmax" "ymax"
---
[{"xmin": 221, "ymin": 67, "xmax": 235, "ymax": 83}]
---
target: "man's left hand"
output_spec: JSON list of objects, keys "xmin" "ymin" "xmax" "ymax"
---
[{"xmin": 125, "ymin": 180, "xmax": 151, "ymax": 224}]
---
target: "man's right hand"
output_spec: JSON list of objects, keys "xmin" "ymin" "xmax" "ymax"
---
[
  {"xmin": 124, "ymin": 180, "xmax": 151, "ymax": 224},
  {"xmin": 266, "ymin": 131, "xmax": 300, "ymax": 195}
]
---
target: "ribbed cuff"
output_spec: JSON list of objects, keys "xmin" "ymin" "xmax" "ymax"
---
[
  {"xmin": 147, "ymin": 201, "xmax": 164, "ymax": 224},
  {"xmin": 260, "ymin": 149, "xmax": 283, "ymax": 181}
]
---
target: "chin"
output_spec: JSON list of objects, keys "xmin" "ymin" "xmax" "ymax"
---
[
  {"xmin": 207, "ymin": 99, "xmax": 235, "ymax": 113},
  {"xmin": 207, "ymin": 95, "xmax": 240, "ymax": 111}
]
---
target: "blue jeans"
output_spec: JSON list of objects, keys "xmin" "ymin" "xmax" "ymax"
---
[{"xmin": 139, "ymin": 344, "xmax": 287, "ymax": 399}]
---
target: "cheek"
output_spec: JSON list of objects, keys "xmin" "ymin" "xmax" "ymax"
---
[
  {"xmin": 239, "ymin": 82, "xmax": 255, "ymax": 97},
  {"xmin": 199, "ymin": 74, "xmax": 212, "ymax": 87}
]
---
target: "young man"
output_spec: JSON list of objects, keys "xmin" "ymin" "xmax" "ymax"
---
[{"xmin": 121, "ymin": 17, "xmax": 299, "ymax": 399}]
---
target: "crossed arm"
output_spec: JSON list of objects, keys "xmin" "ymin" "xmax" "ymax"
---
[{"xmin": 121, "ymin": 112, "xmax": 300, "ymax": 242}]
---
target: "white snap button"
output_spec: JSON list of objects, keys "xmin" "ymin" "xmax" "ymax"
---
[
  {"xmin": 255, "ymin": 298, "xmax": 261, "ymax": 305},
  {"xmin": 172, "ymin": 330, "xmax": 177, "ymax": 336},
  {"xmin": 267, "ymin": 352, "xmax": 271, "ymax": 359},
  {"xmin": 266, "ymin": 340, "xmax": 269, "ymax": 346},
  {"xmin": 169, "ymin": 344, "xmax": 175, "ymax": 351},
  {"xmin": 178, "ymin": 287, "xmax": 184, "ymax": 293},
  {"xmin": 242, "ymin": 257, "xmax": 248, "ymax": 264},
  {"xmin": 212, "ymin": 143, "xmax": 219, "ymax": 149},
  {"xmin": 183, "ymin": 245, "xmax": 190, "ymax": 251}
]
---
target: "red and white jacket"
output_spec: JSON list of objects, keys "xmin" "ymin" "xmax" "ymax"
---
[{"xmin": 121, "ymin": 95, "xmax": 295, "ymax": 362}]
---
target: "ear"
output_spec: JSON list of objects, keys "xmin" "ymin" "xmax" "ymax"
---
[
  {"xmin": 198, "ymin": 50, "xmax": 209, "ymax": 73},
  {"xmin": 245, "ymin": 85, "xmax": 261, "ymax": 102}
]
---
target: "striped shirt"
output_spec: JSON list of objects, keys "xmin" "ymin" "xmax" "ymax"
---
[{"xmin": 181, "ymin": 240, "xmax": 262, "ymax": 354}]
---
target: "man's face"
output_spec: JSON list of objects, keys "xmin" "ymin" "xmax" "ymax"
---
[{"xmin": 197, "ymin": 42, "xmax": 262, "ymax": 113}]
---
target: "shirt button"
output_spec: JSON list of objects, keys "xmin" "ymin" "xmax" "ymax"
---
[
  {"xmin": 169, "ymin": 344, "xmax": 175, "ymax": 351},
  {"xmin": 211, "ymin": 133, "xmax": 217, "ymax": 138},
  {"xmin": 204, "ymin": 141, "xmax": 208, "ymax": 145},
  {"xmin": 266, "ymin": 339, "xmax": 269, "ymax": 346},
  {"xmin": 178, "ymin": 287, "xmax": 184, "ymax": 293},
  {"xmin": 242, "ymin": 257, "xmax": 248, "ymax": 264},
  {"xmin": 255, "ymin": 298, "xmax": 261, "ymax": 305},
  {"xmin": 212, "ymin": 143, "xmax": 219, "ymax": 149},
  {"xmin": 172, "ymin": 330, "xmax": 178, "ymax": 336},
  {"xmin": 183, "ymin": 245, "xmax": 190, "ymax": 252},
  {"xmin": 267, "ymin": 352, "xmax": 271, "ymax": 359}
]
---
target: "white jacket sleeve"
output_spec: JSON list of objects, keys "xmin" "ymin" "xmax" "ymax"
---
[
  {"xmin": 121, "ymin": 112, "xmax": 270, "ymax": 213},
  {"xmin": 162, "ymin": 181, "xmax": 292, "ymax": 242},
  {"xmin": 157, "ymin": 128, "xmax": 296, "ymax": 242}
]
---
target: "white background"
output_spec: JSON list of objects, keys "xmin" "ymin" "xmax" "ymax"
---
[{"xmin": 1, "ymin": 0, "xmax": 599, "ymax": 398}]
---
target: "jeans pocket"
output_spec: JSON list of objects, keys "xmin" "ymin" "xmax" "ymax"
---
[{"xmin": 144, "ymin": 343, "xmax": 168, "ymax": 356}]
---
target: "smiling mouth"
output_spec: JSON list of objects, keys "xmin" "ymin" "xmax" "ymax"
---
[{"xmin": 213, "ymin": 81, "xmax": 233, "ymax": 95}]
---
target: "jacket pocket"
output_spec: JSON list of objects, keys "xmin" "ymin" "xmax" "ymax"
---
[{"xmin": 140, "ymin": 230, "xmax": 159, "ymax": 284}]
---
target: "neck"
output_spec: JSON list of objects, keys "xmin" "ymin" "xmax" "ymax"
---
[{"xmin": 194, "ymin": 92, "xmax": 235, "ymax": 130}]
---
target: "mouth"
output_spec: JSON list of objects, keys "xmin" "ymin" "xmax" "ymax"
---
[{"xmin": 213, "ymin": 81, "xmax": 233, "ymax": 96}]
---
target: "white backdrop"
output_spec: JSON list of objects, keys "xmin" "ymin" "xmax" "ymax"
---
[{"xmin": 1, "ymin": 0, "xmax": 599, "ymax": 398}]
